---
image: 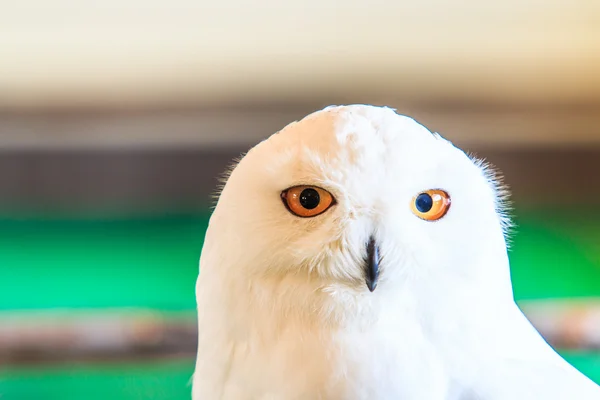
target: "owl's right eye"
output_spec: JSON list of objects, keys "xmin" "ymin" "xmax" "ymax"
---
[
  {"xmin": 281, "ymin": 186, "xmax": 335, "ymax": 218},
  {"xmin": 410, "ymin": 189, "xmax": 451, "ymax": 221}
]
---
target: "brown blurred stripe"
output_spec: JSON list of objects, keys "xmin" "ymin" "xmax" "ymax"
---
[
  {"xmin": 0, "ymin": 102, "xmax": 598, "ymax": 213},
  {"xmin": 1, "ymin": 301, "xmax": 599, "ymax": 366},
  {"xmin": 0, "ymin": 147, "xmax": 598, "ymax": 213},
  {"xmin": 0, "ymin": 310, "xmax": 197, "ymax": 365},
  {"xmin": 0, "ymin": 101, "xmax": 599, "ymax": 150}
]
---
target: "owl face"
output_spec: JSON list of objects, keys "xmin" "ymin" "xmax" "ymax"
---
[{"xmin": 209, "ymin": 105, "xmax": 510, "ymax": 297}]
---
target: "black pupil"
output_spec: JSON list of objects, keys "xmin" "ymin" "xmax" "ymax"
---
[
  {"xmin": 299, "ymin": 188, "xmax": 320, "ymax": 210},
  {"xmin": 415, "ymin": 193, "xmax": 433, "ymax": 213}
]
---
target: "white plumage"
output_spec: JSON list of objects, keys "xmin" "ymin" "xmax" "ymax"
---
[{"xmin": 193, "ymin": 105, "xmax": 600, "ymax": 399}]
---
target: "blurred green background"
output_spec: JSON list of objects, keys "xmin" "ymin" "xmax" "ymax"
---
[
  {"xmin": 1, "ymin": 0, "xmax": 599, "ymax": 399},
  {"xmin": 1, "ymin": 209, "xmax": 599, "ymax": 399}
]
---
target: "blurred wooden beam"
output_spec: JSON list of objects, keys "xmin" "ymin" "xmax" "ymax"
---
[
  {"xmin": 0, "ymin": 310, "xmax": 197, "ymax": 365},
  {"xmin": 1, "ymin": 301, "xmax": 599, "ymax": 366},
  {"xmin": 0, "ymin": 103, "xmax": 599, "ymax": 150},
  {"xmin": 520, "ymin": 299, "xmax": 600, "ymax": 351},
  {"xmin": 0, "ymin": 102, "xmax": 598, "ymax": 212},
  {"xmin": 0, "ymin": 147, "xmax": 598, "ymax": 213}
]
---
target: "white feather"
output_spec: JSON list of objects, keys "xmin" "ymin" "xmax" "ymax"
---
[{"xmin": 193, "ymin": 104, "xmax": 600, "ymax": 399}]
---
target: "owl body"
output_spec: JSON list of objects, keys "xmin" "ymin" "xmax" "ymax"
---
[
  {"xmin": 193, "ymin": 105, "xmax": 600, "ymax": 400},
  {"xmin": 194, "ymin": 268, "xmax": 453, "ymax": 400}
]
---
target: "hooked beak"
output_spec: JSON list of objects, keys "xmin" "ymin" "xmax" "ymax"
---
[{"xmin": 365, "ymin": 237, "xmax": 380, "ymax": 292}]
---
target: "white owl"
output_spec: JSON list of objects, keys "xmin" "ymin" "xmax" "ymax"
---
[{"xmin": 193, "ymin": 105, "xmax": 600, "ymax": 400}]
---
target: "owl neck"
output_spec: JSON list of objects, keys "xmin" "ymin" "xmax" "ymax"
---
[{"xmin": 212, "ymin": 267, "xmax": 408, "ymax": 334}]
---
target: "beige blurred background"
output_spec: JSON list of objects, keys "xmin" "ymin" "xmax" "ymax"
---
[{"xmin": 1, "ymin": 0, "xmax": 599, "ymax": 149}]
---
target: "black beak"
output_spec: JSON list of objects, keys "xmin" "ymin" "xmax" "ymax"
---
[{"xmin": 365, "ymin": 237, "xmax": 380, "ymax": 292}]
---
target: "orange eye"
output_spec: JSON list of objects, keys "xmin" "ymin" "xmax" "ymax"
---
[
  {"xmin": 281, "ymin": 186, "xmax": 335, "ymax": 218},
  {"xmin": 410, "ymin": 189, "xmax": 451, "ymax": 221}
]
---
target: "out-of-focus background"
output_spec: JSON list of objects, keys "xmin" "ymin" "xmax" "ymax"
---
[{"xmin": 1, "ymin": 1, "xmax": 599, "ymax": 398}]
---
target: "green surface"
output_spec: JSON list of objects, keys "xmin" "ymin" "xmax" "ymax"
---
[
  {"xmin": 1, "ymin": 354, "xmax": 598, "ymax": 400},
  {"xmin": 563, "ymin": 352, "xmax": 600, "ymax": 385},
  {"xmin": 0, "ymin": 360, "xmax": 194, "ymax": 400},
  {"xmin": 0, "ymin": 214, "xmax": 209, "ymax": 311},
  {"xmin": 0, "ymin": 210, "xmax": 598, "ymax": 310},
  {"xmin": 510, "ymin": 210, "xmax": 600, "ymax": 300},
  {"xmin": 0, "ymin": 209, "xmax": 599, "ymax": 398}
]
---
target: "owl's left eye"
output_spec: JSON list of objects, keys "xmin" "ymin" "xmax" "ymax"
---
[
  {"xmin": 411, "ymin": 189, "xmax": 451, "ymax": 221},
  {"xmin": 281, "ymin": 186, "xmax": 335, "ymax": 218}
]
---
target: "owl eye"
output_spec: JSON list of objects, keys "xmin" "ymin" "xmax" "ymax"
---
[
  {"xmin": 410, "ymin": 190, "xmax": 451, "ymax": 221},
  {"xmin": 281, "ymin": 186, "xmax": 335, "ymax": 218}
]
